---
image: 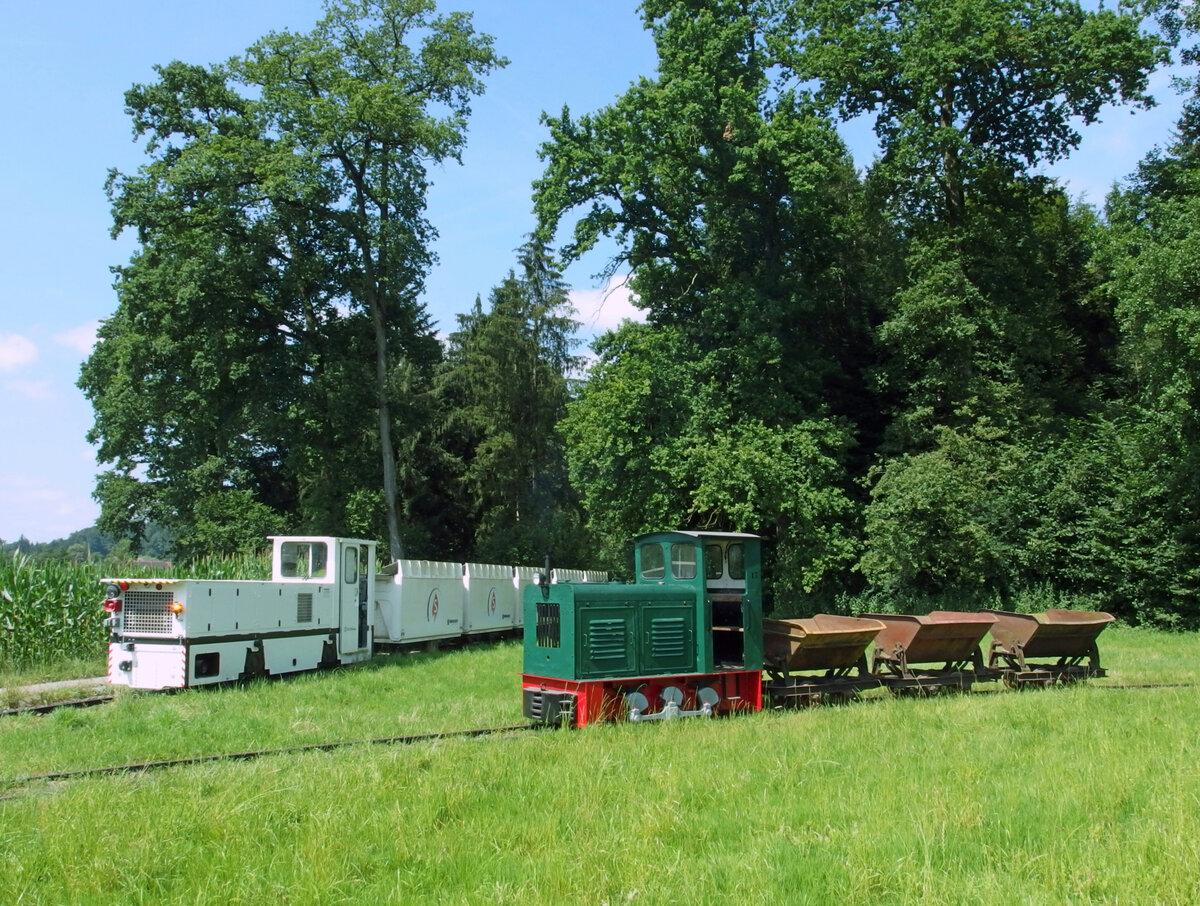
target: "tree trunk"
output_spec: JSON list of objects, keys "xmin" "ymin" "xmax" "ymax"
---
[
  {"xmin": 369, "ymin": 287, "xmax": 405, "ymax": 562},
  {"xmin": 938, "ymin": 84, "xmax": 965, "ymax": 231}
]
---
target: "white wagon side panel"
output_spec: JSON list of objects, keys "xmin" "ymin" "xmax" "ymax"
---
[
  {"xmin": 373, "ymin": 560, "xmax": 465, "ymax": 644},
  {"xmin": 513, "ymin": 567, "xmax": 540, "ymax": 630},
  {"xmin": 551, "ymin": 568, "xmax": 610, "ymax": 585},
  {"xmin": 463, "ymin": 563, "xmax": 517, "ymax": 635}
]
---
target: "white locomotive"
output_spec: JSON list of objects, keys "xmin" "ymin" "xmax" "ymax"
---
[{"xmin": 102, "ymin": 535, "xmax": 606, "ymax": 690}]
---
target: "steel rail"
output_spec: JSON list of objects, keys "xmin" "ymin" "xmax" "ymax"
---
[
  {"xmin": 3, "ymin": 723, "xmax": 542, "ymax": 790},
  {"xmin": 6, "ymin": 676, "xmax": 1194, "ymax": 722},
  {"xmin": 1, "ymin": 695, "xmax": 115, "ymax": 718},
  {"xmin": 4, "ymin": 680, "xmax": 1194, "ymax": 791},
  {"xmin": 1095, "ymin": 682, "xmax": 1197, "ymax": 689}
]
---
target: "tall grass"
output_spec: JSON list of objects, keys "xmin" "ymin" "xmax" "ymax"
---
[
  {"xmin": 0, "ymin": 549, "xmax": 271, "ymax": 676},
  {"xmin": 0, "ymin": 553, "xmax": 106, "ymax": 670},
  {"xmin": 0, "ymin": 632, "xmax": 1198, "ymax": 905}
]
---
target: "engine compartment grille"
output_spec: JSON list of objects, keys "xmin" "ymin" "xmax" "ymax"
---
[{"xmin": 123, "ymin": 590, "xmax": 176, "ymax": 635}]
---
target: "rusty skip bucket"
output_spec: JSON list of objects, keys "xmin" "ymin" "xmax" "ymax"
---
[
  {"xmin": 985, "ymin": 610, "xmax": 1115, "ymax": 660},
  {"xmin": 763, "ymin": 615, "xmax": 885, "ymax": 673},
  {"xmin": 864, "ymin": 612, "xmax": 997, "ymax": 668}
]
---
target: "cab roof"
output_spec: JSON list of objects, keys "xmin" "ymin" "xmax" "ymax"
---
[{"xmin": 636, "ymin": 530, "xmax": 762, "ymax": 543}]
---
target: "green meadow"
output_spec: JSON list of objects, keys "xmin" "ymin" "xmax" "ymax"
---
[{"xmin": 1, "ymin": 629, "xmax": 1198, "ymax": 905}]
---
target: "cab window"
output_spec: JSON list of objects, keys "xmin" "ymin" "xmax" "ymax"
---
[
  {"xmin": 641, "ymin": 544, "xmax": 665, "ymax": 580},
  {"xmin": 705, "ymin": 544, "xmax": 724, "ymax": 580},
  {"xmin": 727, "ymin": 543, "xmax": 745, "ymax": 580},
  {"xmin": 280, "ymin": 541, "xmax": 329, "ymax": 579},
  {"xmin": 671, "ymin": 544, "xmax": 697, "ymax": 580},
  {"xmin": 343, "ymin": 547, "xmax": 358, "ymax": 584}
]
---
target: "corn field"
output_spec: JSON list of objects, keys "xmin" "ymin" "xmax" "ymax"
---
[
  {"xmin": 0, "ymin": 553, "xmax": 106, "ymax": 668},
  {"xmin": 0, "ymin": 550, "xmax": 271, "ymax": 671}
]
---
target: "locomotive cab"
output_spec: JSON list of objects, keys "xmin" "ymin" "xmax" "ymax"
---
[{"xmin": 634, "ymin": 531, "xmax": 763, "ymax": 672}]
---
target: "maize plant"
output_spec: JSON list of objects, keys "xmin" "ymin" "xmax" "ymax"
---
[
  {"xmin": 0, "ymin": 553, "xmax": 106, "ymax": 668},
  {"xmin": 0, "ymin": 550, "xmax": 271, "ymax": 670}
]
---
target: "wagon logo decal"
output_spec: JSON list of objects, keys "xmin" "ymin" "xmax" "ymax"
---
[
  {"xmin": 429, "ymin": 590, "xmax": 439, "ymax": 621},
  {"xmin": 488, "ymin": 588, "xmax": 497, "ymax": 615}
]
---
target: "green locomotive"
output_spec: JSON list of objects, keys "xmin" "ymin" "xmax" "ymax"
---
[{"xmin": 520, "ymin": 530, "xmax": 765, "ymax": 726}]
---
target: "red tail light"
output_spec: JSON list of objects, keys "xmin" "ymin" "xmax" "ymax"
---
[{"xmin": 103, "ymin": 599, "xmax": 122, "ymax": 613}]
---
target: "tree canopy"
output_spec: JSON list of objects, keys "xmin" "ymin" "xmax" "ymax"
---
[
  {"xmin": 777, "ymin": 0, "xmax": 1166, "ymax": 229},
  {"xmin": 83, "ymin": 0, "xmax": 504, "ymax": 558},
  {"xmin": 436, "ymin": 238, "xmax": 590, "ymax": 564},
  {"xmin": 536, "ymin": 0, "xmax": 871, "ymax": 591},
  {"xmin": 79, "ymin": 0, "xmax": 1200, "ymax": 626}
]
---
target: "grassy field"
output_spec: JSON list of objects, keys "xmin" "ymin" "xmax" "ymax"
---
[{"xmin": 1, "ymin": 629, "xmax": 1198, "ymax": 905}]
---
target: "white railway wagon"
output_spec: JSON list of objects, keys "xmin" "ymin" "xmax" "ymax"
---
[
  {"xmin": 104, "ymin": 537, "xmax": 376, "ymax": 690},
  {"xmin": 103, "ymin": 535, "xmax": 608, "ymax": 689},
  {"xmin": 464, "ymin": 562, "xmax": 518, "ymax": 636},
  {"xmin": 371, "ymin": 561, "xmax": 609, "ymax": 644},
  {"xmin": 552, "ymin": 568, "xmax": 608, "ymax": 585},
  {"xmin": 373, "ymin": 559, "xmax": 464, "ymax": 645},
  {"xmin": 514, "ymin": 567, "xmax": 539, "ymax": 630}
]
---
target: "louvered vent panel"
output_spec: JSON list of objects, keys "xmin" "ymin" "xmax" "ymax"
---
[
  {"xmin": 297, "ymin": 593, "xmax": 313, "ymax": 623},
  {"xmin": 587, "ymin": 619, "xmax": 628, "ymax": 662},
  {"xmin": 650, "ymin": 617, "xmax": 687, "ymax": 658}
]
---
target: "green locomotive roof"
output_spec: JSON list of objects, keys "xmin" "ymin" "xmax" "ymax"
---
[{"xmin": 635, "ymin": 530, "xmax": 762, "ymax": 543}]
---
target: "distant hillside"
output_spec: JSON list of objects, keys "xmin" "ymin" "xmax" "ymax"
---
[{"xmin": 1, "ymin": 524, "xmax": 172, "ymax": 560}]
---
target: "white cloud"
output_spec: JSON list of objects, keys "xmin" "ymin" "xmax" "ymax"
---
[
  {"xmin": 0, "ymin": 332, "xmax": 38, "ymax": 373},
  {"xmin": 569, "ymin": 274, "xmax": 645, "ymax": 334},
  {"xmin": 54, "ymin": 321, "xmax": 100, "ymax": 355}
]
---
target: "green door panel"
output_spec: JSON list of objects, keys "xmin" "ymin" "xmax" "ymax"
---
[
  {"xmin": 577, "ymin": 605, "xmax": 637, "ymax": 678},
  {"xmin": 640, "ymin": 603, "xmax": 696, "ymax": 673}
]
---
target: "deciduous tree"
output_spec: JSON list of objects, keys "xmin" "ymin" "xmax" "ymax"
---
[{"xmin": 82, "ymin": 0, "xmax": 504, "ymax": 558}]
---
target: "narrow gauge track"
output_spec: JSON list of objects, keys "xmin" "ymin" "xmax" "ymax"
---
[
  {"xmin": 1097, "ymin": 681, "xmax": 1197, "ymax": 689},
  {"xmin": 3, "ymin": 677, "xmax": 1192, "ymax": 724},
  {"xmin": 3, "ymin": 679, "xmax": 1194, "ymax": 793},
  {"xmin": 3, "ymin": 675, "xmax": 1193, "ymax": 723},
  {"xmin": 1, "ymin": 695, "xmax": 115, "ymax": 718},
  {"xmin": 2, "ymin": 723, "xmax": 542, "ymax": 791}
]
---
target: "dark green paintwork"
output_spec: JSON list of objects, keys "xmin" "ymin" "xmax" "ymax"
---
[
  {"xmin": 523, "ymin": 581, "xmax": 699, "ymax": 680},
  {"xmin": 522, "ymin": 530, "xmax": 764, "ymax": 681}
]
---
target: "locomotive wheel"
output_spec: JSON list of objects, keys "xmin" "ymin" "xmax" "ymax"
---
[
  {"xmin": 625, "ymin": 691, "xmax": 650, "ymax": 715},
  {"xmin": 660, "ymin": 685, "xmax": 686, "ymax": 707}
]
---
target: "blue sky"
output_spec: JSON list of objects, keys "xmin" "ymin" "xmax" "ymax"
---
[{"xmin": 0, "ymin": 1, "xmax": 1186, "ymax": 544}]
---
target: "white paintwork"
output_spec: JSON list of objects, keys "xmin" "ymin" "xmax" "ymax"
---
[
  {"xmin": 107, "ymin": 641, "xmax": 186, "ymax": 689},
  {"xmin": 513, "ymin": 567, "xmax": 540, "ymax": 630},
  {"xmin": 551, "ymin": 568, "xmax": 610, "ymax": 585},
  {"xmin": 463, "ymin": 563, "xmax": 517, "ymax": 635},
  {"xmin": 103, "ymin": 535, "xmax": 606, "ymax": 688},
  {"xmin": 372, "ymin": 559, "xmax": 463, "ymax": 644}
]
